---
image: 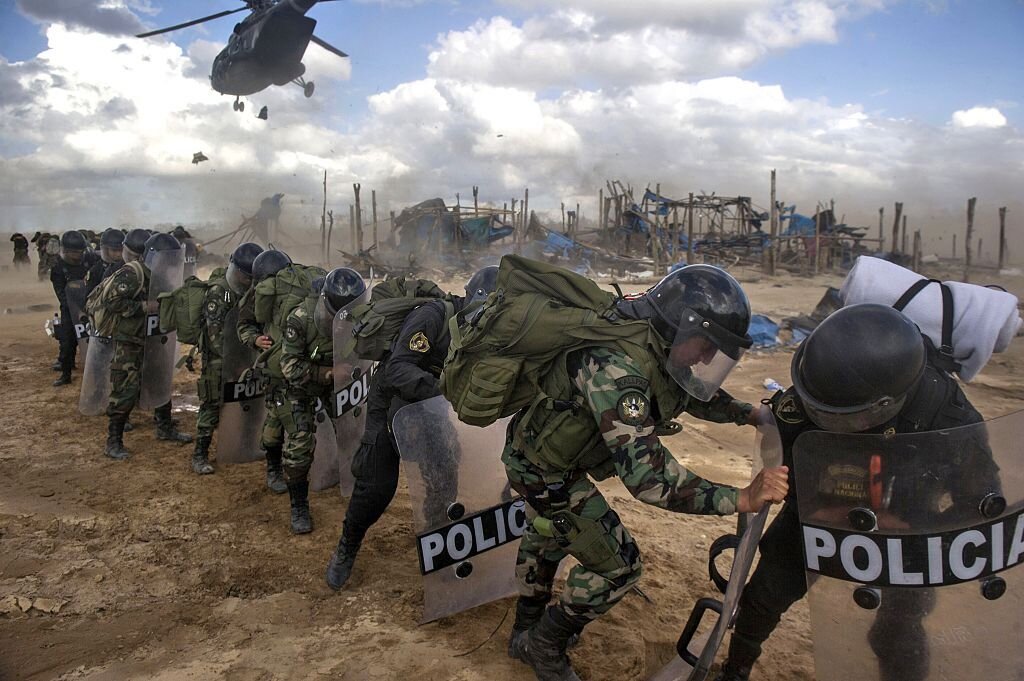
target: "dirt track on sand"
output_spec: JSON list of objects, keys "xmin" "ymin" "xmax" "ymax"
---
[{"xmin": 1, "ymin": 264, "xmax": 1022, "ymax": 681}]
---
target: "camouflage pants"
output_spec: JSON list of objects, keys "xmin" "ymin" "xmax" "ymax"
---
[
  {"xmin": 195, "ymin": 360, "xmax": 222, "ymax": 439},
  {"xmin": 502, "ymin": 440, "xmax": 642, "ymax": 623},
  {"xmin": 280, "ymin": 392, "xmax": 330, "ymax": 482},
  {"xmin": 260, "ymin": 381, "xmax": 286, "ymax": 451},
  {"xmin": 107, "ymin": 340, "xmax": 144, "ymax": 418}
]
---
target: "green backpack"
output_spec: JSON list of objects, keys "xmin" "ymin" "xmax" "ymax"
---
[
  {"xmin": 253, "ymin": 264, "xmax": 327, "ymax": 338},
  {"xmin": 441, "ymin": 255, "xmax": 653, "ymax": 427},
  {"xmin": 85, "ymin": 260, "xmax": 146, "ymax": 338},
  {"xmin": 157, "ymin": 267, "xmax": 227, "ymax": 345},
  {"xmin": 347, "ymin": 277, "xmax": 450, "ymax": 361}
]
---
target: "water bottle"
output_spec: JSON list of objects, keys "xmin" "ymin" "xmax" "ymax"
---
[{"xmin": 763, "ymin": 378, "xmax": 784, "ymax": 392}]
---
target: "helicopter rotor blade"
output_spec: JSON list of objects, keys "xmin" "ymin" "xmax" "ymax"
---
[
  {"xmin": 310, "ymin": 34, "xmax": 348, "ymax": 58},
  {"xmin": 136, "ymin": 6, "xmax": 250, "ymax": 38}
]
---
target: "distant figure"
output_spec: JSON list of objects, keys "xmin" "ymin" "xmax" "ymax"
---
[
  {"xmin": 192, "ymin": 152, "xmax": 208, "ymax": 165},
  {"xmin": 10, "ymin": 233, "xmax": 29, "ymax": 269}
]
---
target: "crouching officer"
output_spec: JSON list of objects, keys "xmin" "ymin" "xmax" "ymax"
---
[
  {"xmin": 191, "ymin": 242, "xmax": 264, "ymax": 475},
  {"xmin": 279, "ymin": 267, "xmax": 366, "ymax": 533},
  {"xmin": 714, "ymin": 303, "xmax": 991, "ymax": 681},
  {"xmin": 325, "ymin": 266, "xmax": 499, "ymax": 589},
  {"xmin": 504, "ymin": 265, "xmax": 790, "ymax": 681},
  {"xmin": 102, "ymin": 233, "xmax": 193, "ymax": 460}
]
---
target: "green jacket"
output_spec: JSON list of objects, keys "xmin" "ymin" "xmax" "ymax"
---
[
  {"xmin": 99, "ymin": 261, "xmax": 151, "ymax": 345},
  {"xmin": 199, "ymin": 273, "xmax": 234, "ymax": 363},
  {"xmin": 281, "ymin": 296, "xmax": 334, "ymax": 399}
]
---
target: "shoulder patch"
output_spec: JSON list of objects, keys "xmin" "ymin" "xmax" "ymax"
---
[
  {"xmin": 285, "ymin": 326, "xmax": 298, "ymax": 341},
  {"xmin": 614, "ymin": 375, "xmax": 649, "ymax": 392},
  {"xmin": 409, "ymin": 331, "xmax": 430, "ymax": 353},
  {"xmin": 616, "ymin": 391, "xmax": 650, "ymax": 426},
  {"xmin": 775, "ymin": 393, "xmax": 806, "ymax": 425}
]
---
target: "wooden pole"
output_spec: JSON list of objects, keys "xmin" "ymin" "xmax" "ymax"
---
[
  {"xmin": 964, "ymin": 197, "xmax": 976, "ymax": 282},
  {"xmin": 326, "ymin": 210, "xmax": 334, "ymax": 266},
  {"xmin": 769, "ymin": 170, "xmax": 778, "ymax": 276},
  {"xmin": 671, "ymin": 205, "xmax": 679, "ymax": 265},
  {"xmin": 687, "ymin": 192, "xmax": 695, "ymax": 265},
  {"xmin": 353, "ymin": 183, "xmax": 363, "ymax": 253},
  {"xmin": 901, "ymin": 215, "xmax": 908, "ymax": 256},
  {"xmin": 912, "ymin": 230, "xmax": 921, "ymax": 272},
  {"xmin": 390, "ymin": 210, "xmax": 396, "ymax": 236},
  {"xmin": 349, "ymin": 204, "xmax": 356, "ymax": 252},
  {"xmin": 598, "ymin": 189, "xmax": 604, "ymax": 237},
  {"xmin": 814, "ymin": 205, "xmax": 821, "ymax": 275},
  {"xmin": 999, "ymin": 207, "xmax": 1008, "ymax": 270},
  {"xmin": 878, "ymin": 207, "xmax": 884, "ymax": 244},
  {"xmin": 321, "ymin": 170, "xmax": 328, "ymax": 262},
  {"xmin": 561, "ymin": 202, "xmax": 566, "ymax": 233},
  {"xmin": 891, "ymin": 202, "xmax": 903, "ymax": 254},
  {"xmin": 371, "ymin": 189, "xmax": 378, "ymax": 250},
  {"xmin": 473, "ymin": 186, "xmax": 479, "ymax": 214}
]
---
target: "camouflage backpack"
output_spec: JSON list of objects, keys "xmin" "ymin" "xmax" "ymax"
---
[
  {"xmin": 253, "ymin": 264, "xmax": 327, "ymax": 338},
  {"xmin": 84, "ymin": 260, "xmax": 146, "ymax": 338},
  {"xmin": 156, "ymin": 267, "xmax": 227, "ymax": 345},
  {"xmin": 441, "ymin": 255, "xmax": 652, "ymax": 427},
  {"xmin": 345, "ymin": 277, "xmax": 451, "ymax": 361}
]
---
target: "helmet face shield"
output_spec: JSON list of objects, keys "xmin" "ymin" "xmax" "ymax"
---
[
  {"xmin": 226, "ymin": 261, "xmax": 253, "ymax": 295},
  {"xmin": 100, "ymin": 244, "xmax": 123, "ymax": 264},
  {"xmin": 60, "ymin": 247, "xmax": 84, "ymax": 265},
  {"xmin": 664, "ymin": 307, "xmax": 748, "ymax": 402},
  {"xmin": 313, "ymin": 295, "xmax": 336, "ymax": 338}
]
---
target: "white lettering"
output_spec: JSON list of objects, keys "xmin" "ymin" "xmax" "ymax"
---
[
  {"xmin": 472, "ymin": 516, "xmax": 496, "ymax": 552},
  {"xmin": 420, "ymin": 533, "xmax": 445, "ymax": 573},
  {"xmin": 991, "ymin": 522, "xmax": 1005, "ymax": 572},
  {"xmin": 886, "ymin": 538, "xmax": 924, "ymax": 585},
  {"xmin": 803, "ymin": 527, "xmax": 837, "ymax": 571},
  {"xmin": 446, "ymin": 524, "xmax": 473, "ymax": 561},
  {"xmin": 840, "ymin": 535, "xmax": 883, "ymax": 582},
  {"xmin": 494, "ymin": 507, "xmax": 507, "ymax": 544},
  {"xmin": 233, "ymin": 383, "xmax": 247, "ymax": 400},
  {"xmin": 949, "ymin": 530, "xmax": 987, "ymax": 580},
  {"xmin": 146, "ymin": 314, "xmax": 160, "ymax": 336},
  {"xmin": 335, "ymin": 389, "xmax": 349, "ymax": 415},
  {"xmin": 350, "ymin": 378, "xmax": 364, "ymax": 406},
  {"xmin": 1008, "ymin": 515, "xmax": 1024, "ymax": 567},
  {"xmin": 508, "ymin": 501, "xmax": 528, "ymax": 537},
  {"xmin": 927, "ymin": 536, "xmax": 945, "ymax": 585}
]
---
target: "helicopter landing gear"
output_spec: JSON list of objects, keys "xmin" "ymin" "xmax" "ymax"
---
[
  {"xmin": 292, "ymin": 76, "xmax": 315, "ymax": 98},
  {"xmin": 233, "ymin": 96, "xmax": 245, "ymax": 112}
]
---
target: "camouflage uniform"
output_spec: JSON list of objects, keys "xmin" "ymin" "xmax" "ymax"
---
[
  {"xmin": 503, "ymin": 346, "xmax": 751, "ymax": 624},
  {"xmin": 196, "ymin": 271, "xmax": 234, "ymax": 439},
  {"xmin": 279, "ymin": 296, "xmax": 334, "ymax": 481},
  {"xmin": 101, "ymin": 263, "xmax": 149, "ymax": 419}
]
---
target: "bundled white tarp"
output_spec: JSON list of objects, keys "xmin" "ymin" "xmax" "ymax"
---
[{"xmin": 840, "ymin": 256, "xmax": 1021, "ymax": 381}]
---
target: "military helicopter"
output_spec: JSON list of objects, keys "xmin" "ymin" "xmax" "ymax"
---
[{"xmin": 137, "ymin": 0, "xmax": 348, "ymax": 112}]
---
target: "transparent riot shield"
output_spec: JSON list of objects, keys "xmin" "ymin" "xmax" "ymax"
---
[
  {"xmin": 183, "ymin": 238, "xmax": 199, "ymax": 279},
  {"xmin": 138, "ymin": 247, "xmax": 185, "ymax": 410},
  {"xmin": 392, "ymin": 396, "xmax": 520, "ymax": 623},
  {"xmin": 793, "ymin": 411, "xmax": 1023, "ymax": 681},
  {"xmin": 650, "ymin": 416, "xmax": 782, "ymax": 681},
  {"xmin": 65, "ymin": 279, "xmax": 90, "ymax": 354},
  {"xmin": 78, "ymin": 334, "xmax": 114, "ymax": 416},
  {"xmin": 216, "ymin": 307, "xmax": 266, "ymax": 464},
  {"xmin": 310, "ymin": 397, "xmax": 340, "ymax": 491},
  {"xmin": 333, "ymin": 288, "xmax": 373, "ymax": 497}
]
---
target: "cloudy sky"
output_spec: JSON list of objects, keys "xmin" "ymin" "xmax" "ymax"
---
[{"xmin": 1, "ymin": 0, "xmax": 1022, "ymax": 258}]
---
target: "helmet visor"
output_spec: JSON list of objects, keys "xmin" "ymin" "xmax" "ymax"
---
[
  {"xmin": 226, "ymin": 261, "xmax": 253, "ymax": 295},
  {"xmin": 664, "ymin": 307, "xmax": 748, "ymax": 402},
  {"xmin": 313, "ymin": 295, "xmax": 337, "ymax": 338},
  {"xmin": 60, "ymin": 247, "xmax": 84, "ymax": 265},
  {"xmin": 100, "ymin": 244, "xmax": 122, "ymax": 264}
]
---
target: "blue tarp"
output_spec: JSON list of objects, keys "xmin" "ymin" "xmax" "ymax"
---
[{"xmin": 749, "ymin": 314, "xmax": 780, "ymax": 348}]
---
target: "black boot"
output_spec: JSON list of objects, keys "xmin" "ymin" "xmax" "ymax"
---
[
  {"xmin": 104, "ymin": 416, "xmax": 130, "ymax": 461},
  {"xmin": 264, "ymin": 447, "xmax": 287, "ymax": 494},
  {"xmin": 509, "ymin": 606, "xmax": 584, "ymax": 681},
  {"xmin": 325, "ymin": 526, "xmax": 361, "ymax": 590},
  {"xmin": 191, "ymin": 436, "xmax": 214, "ymax": 475},
  {"xmin": 155, "ymin": 407, "xmax": 192, "ymax": 444},
  {"xmin": 50, "ymin": 359, "xmax": 62, "ymax": 371},
  {"xmin": 714, "ymin": 662, "xmax": 752, "ymax": 681},
  {"xmin": 509, "ymin": 596, "xmax": 549, "ymax": 656},
  {"xmin": 287, "ymin": 479, "xmax": 313, "ymax": 534},
  {"xmin": 52, "ymin": 371, "xmax": 72, "ymax": 387}
]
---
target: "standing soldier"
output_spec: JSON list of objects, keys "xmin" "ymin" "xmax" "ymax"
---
[
  {"xmin": 51, "ymin": 230, "xmax": 98, "ymax": 387},
  {"xmin": 100, "ymin": 233, "xmax": 192, "ymax": 460},
  {"xmin": 280, "ymin": 267, "xmax": 366, "ymax": 533},
  {"xmin": 38, "ymin": 232, "xmax": 60, "ymax": 281},
  {"xmin": 85, "ymin": 229, "xmax": 126, "ymax": 296},
  {"xmin": 191, "ymin": 242, "xmax": 263, "ymax": 475},
  {"xmin": 10, "ymin": 233, "xmax": 30, "ymax": 269}
]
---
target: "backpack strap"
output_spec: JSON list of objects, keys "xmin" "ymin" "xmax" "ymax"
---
[{"xmin": 892, "ymin": 278, "xmax": 957, "ymax": 366}]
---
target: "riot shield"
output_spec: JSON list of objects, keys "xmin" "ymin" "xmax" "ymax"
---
[
  {"xmin": 65, "ymin": 279, "xmax": 90, "ymax": 354},
  {"xmin": 392, "ymin": 395, "xmax": 520, "ymax": 623},
  {"xmin": 310, "ymin": 397, "xmax": 340, "ymax": 491},
  {"xmin": 333, "ymin": 289, "xmax": 373, "ymax": 497},
  {"xmin": 649, "ymin": 416, "xmax": 782, "ymax": 681},
  {"xmin": 138, "ymin": 247, "xmax": 184, "ymax": 410},
  {"xmin": 216, "ymin": 307, "xmax": 266, "ymax": 464},
  {"xmin": 183, "ymin": 238, "xmax": 199, "ymax": 279},
  {"xmin": 794, "ymin": 411, "xmax": 1022, "ymax": 681},
  {"xmin": 78, "ymin": 334, "xmax": 114, "ymax": 416}
]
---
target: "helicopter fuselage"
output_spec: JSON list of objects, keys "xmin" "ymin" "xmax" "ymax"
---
[{"xmin": 210, "ymin": 5, "xmax": 316, "ymax": 96}]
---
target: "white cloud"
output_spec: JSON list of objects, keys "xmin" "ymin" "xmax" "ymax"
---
[{"xmin": 951, "ymin": 106, "xmax": 1007, "ymax": 129}]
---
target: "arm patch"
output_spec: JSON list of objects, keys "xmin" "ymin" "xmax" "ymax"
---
[{"xmin": 616, "ymin": 391, "xmax": 651, "ymax": 426}]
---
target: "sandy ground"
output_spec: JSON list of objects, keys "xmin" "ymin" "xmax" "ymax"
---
[{"xmin": 1, "ymin": 259, "xmax": 1022, "ymax": 681}]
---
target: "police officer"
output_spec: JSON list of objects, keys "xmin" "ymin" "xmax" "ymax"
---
[
  {"xmin": 101, "ymin": 232, "xmax": 192, "ymax": 460},
  {"xmin": 501, "ymin": 265, "xmax": 790, "ymax": 681},
  {"xmin": 324, "ymin": 267, "xmax": 500, "ymax": 589},
  {"xmin": 51, "ymin": 230, "xmax": 99, "ymax": 387},
  {"xmin": 714, "ymin": 304, "xmax": 990, "ymax": 681},
  {"xmin": 191, "ymin": 242, "xmax": 264, "ymax": 475},
  {"xmin": 10, "ymin": 233, "xmax": 30, "ymax": 268},
  {"xmin": 236, "ymin": 249, "xmax": 294, "ymax": 494},
  {"xmin": 279, "ymin": 267, "xmax": 366, "ymax": 533},
  {"xmin": 85, "ymin": 229, "xmax": 126, "ymax": 296}
]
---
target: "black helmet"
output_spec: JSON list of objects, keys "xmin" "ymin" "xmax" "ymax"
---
[
  {"xmin": 791, "ymin": 304, "xmax": 925, "ymax": 433},
  {"xmin": 251, "ymin": 249, "xmax": 292, "ymax": 282},
  {"xmin": 464, "ymin": 266, "xmax": 499, "ymax": 305},
  {"xmin": 314, "ymin": 267, "xmax": 366, "ymax": 337},
  {"xmin": 60, "ymin": 230, "xmax": 87, "ymax": 251},
  {"xmin": 226, "ymin": 242, "xmax": 264, "ymax": 294},
  {"xmin": 123, "ymin": 228, "xmax": 151, "ymax": 262},
  {"xmin": 99, "ymin": 228, "xmax": 125, "ymax": 264},
  {"xmin": 645, "ymin": 264, "xmax": 752, "ymax": 401},
  {"xmin": 172, "ymin": 225, "xmax": 188, "ymax": 238},
  {"xmin": 142, "ymin": 232, "xmax": 182, "ymax": 271}
]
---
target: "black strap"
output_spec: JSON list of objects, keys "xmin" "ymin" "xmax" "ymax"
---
[{"xmin": 893, "ymin": 279, "xmax": 955, "ymax": 357}]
